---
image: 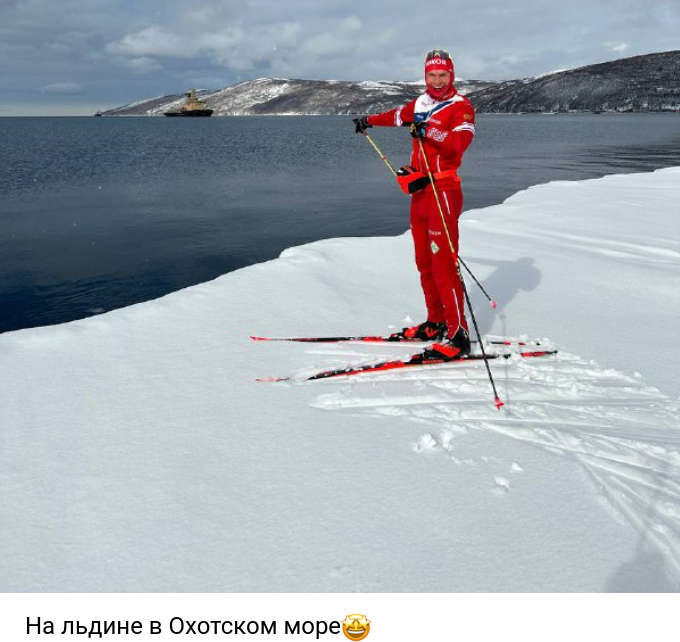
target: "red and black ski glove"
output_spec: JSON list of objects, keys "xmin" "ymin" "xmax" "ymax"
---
[
  {"xmin": 353, "ymin": 116, "xmax": 372, "ymax": 133},
  {"xmin": 409, "ymin": 121, "xmax": 428, "ymax": 139}
]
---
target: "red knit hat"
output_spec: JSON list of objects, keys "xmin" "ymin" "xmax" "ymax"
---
[{"xmin": 424, "ymin": 49, "xmax": 455, "ymax": 100}]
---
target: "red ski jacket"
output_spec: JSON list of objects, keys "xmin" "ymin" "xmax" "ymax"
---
[{"xmin": 367, "ymin": 89, "xmax": 475, "ymax": 186}]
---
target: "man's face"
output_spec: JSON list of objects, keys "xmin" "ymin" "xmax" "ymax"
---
[{"xmin": 426, "ymin": 70, "xmax": 451, "ymax": 90}]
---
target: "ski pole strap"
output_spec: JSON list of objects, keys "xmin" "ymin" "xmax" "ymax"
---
[{"xmin": 396, "ymin": 166, "xmax": 460, "ymax": 194}]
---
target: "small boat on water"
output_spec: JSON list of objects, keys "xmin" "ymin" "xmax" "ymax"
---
[{"xmin": 164, "ymin": 89, "xmax": 213, "ymax": 117}]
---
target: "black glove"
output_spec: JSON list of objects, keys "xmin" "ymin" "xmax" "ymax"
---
[
  {"xmin": 409, "ymin": 121, "xmax": 428, "ymax": 139},
  {"xmin": 353, "ymin": 116, "xmax": 372, "ymax": 134}
]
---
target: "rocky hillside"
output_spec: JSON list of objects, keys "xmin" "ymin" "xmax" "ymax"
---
[
  {"xmin": 468, "ymin": 50, "xmax": 680, "ymax": 113},
  {"xmin": 104, "ymin": 51, "xmax": 680, "ymax": 116},
  {"xmin": 104, "ymin": 78, "xmax": 493, "ymax": 116}
]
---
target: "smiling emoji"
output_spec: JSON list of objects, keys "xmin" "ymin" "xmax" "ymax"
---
[{"xmin": 341, "ymin": 614, "xmax": 370, "ymax": 641}]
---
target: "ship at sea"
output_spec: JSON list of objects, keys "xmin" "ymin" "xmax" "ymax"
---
[{"xmin": 164, "ymin": 89, "xmax": 214, "ymax": 117}]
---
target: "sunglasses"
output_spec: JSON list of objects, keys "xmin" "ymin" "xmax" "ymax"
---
[{"xmin": 426, "ymin": 49, "xmax": 451, "ymax": 61}]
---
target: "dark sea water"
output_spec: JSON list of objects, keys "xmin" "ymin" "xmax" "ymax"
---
[{"xmin": 1, "ymin": 114, "xmax": 680, "ymax": 333}]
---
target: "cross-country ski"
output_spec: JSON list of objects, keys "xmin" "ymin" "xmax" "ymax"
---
[
  {"xmin": 251, "ymin": 333, "xmax": 543, "ymax": 346},
  {"xmin": 257, "ymin": 348, "xmax": 558, "ymax": 382}
]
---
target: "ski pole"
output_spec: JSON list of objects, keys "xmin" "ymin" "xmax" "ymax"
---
[
  {"xmin": 417, "ymin": 137, "xmax": 504, "ymax": 410},
  {"xmin": 461, "ymin": 276, "xmax": 504, "ymax": 409},
  {"xmin": 362, "ymin": 131, "xmax": 397, "ymax": 176},
  {"xmin": 459, "ymin": 257, "xmax": 497, "ymax": 309}
]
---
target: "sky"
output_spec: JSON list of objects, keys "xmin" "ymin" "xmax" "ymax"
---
[{"xmin": 0, "ymin": 0, "xmax": 678, "ymax": 115}]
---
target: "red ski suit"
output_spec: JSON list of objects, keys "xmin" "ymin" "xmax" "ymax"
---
[{"xmin": 367, "ymin": 90, "xmax": 475, "ymax": 336}]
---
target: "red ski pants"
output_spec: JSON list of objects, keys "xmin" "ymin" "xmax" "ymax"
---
[{"xmin": 410, "ymin": 185, "xmax": 467, "ymax": 337}]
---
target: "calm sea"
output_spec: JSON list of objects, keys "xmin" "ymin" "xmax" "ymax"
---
[{"xmin": 1, "ymin": 114, "xmax": 679, "ymax": 333}]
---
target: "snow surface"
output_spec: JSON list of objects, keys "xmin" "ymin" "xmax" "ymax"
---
[{"xmin": 1, "ymin": 168, "xmax": 680, "ymax": 592}]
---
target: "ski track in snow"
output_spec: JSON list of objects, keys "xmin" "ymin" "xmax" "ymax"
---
[
  {"xmin": 499, "ymin": 228, "xmax": 680, "ymax": 264},
  {"xmin": 305, "ymin": 341, "xmax": 680, "ymax": 574}
]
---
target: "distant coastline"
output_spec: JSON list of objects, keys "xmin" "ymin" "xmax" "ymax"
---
[{"xmin": 101, "ymin": 50, "xmax": 679, "ymax": 117}]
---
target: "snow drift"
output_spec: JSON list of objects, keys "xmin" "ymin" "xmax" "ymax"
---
[{"xmin": 1, "ymin": 168, "xmax": 679, "ymax": 592}]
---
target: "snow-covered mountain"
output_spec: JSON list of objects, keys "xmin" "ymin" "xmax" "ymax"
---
[
  {"xmin": 104, "ymin": 78, "xmax": 494, "ymax": 116},
  {"xmin": 469, "ymin": 50, "xmax": 680, "ymax": 113},
  {"xmin": 104, "ymin": 51, "xmax": 679, "ymax": 116},
  {"xmin": 105, "ymin": 51, "xmax": 680, "ymax": 116}
]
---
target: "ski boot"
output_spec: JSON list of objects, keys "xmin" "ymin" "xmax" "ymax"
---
[
  {"xmin": 389, "ymin": 320, "xmax": 447, "ymax": 342},
  {"xmin": 420, "ymin": 327, "xmax": 471, "ymax": 361}
]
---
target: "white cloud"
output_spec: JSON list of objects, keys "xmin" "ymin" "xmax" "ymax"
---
[
  {"xmin": 605, "ymin": 42, "xmax": 630, "ymax": 53},
  {"xmin": 107, "ymin": 8, "xmax": 393, "ymax": 81},
  {"xmin": 122, "ymin": 56, "xmax": 163, "ymax": 73},
  {"xmin": 42, "ymin": 81, "xmax": 83, "ymax": 94},
  {"xmin": 107, "ymin": 25, "xmax": 189, "ymax": 58},
  {"xmin": 106, "ymin": 6, "xmax": 301, "ymax": 73}
]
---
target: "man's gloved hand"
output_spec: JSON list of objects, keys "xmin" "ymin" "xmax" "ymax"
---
[
  {"xmin": 353, "ymin": 116, "xmax": 372, "ymax": 134},
  {"xmin": 409, "ymin": 121, "xmax": 428, "ymax": 139}
]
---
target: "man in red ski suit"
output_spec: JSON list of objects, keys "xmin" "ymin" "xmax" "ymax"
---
[{"xmin": 354, "ymin": 49, "xmax": 475, "ymax": 360}]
